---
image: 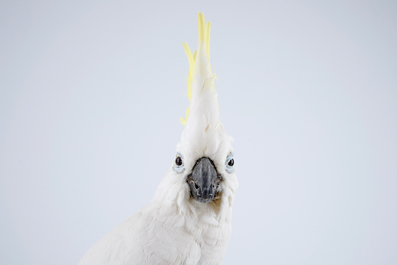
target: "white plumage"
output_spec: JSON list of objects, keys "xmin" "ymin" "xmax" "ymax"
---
[{"xmin": 79, "ymin": 13, "xmax": 238, "ymax": 265}]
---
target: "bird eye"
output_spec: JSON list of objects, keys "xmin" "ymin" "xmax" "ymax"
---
[
  {"xmin": 225, "ymin": 153, "xmax": 234, "ymax": 173},
  {"xmin": 228, "ymin": 159, "xmax": 234, "ymax": 167},
  {"xmin": 175, "ymin": 156, "xmax": 182, "ymax": 166},
  {"xmin": 173, "ymin": 152, "xmax": 185, "ymax": 173}
]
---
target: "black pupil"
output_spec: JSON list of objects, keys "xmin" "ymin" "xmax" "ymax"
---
[
  {"xmin": 228, "ymin": 159, "xmax": 234, "ymax": 166},
  {"xmin": 175, "ymin": 156, "xmax": 182, "ymax": 166}
]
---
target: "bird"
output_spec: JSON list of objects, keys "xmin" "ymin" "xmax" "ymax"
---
[{"xmin": 79, "ymin": 12, "xmax": 238, "ymax": 265}]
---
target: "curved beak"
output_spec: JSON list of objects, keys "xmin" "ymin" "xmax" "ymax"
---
[{"xmin": 187, "ymin": 157, "xmax": 221, "ymax": 203}]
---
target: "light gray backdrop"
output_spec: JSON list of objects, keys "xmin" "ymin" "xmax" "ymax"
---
[{"xmin": 1, "ymin": 0, "xmax": 396, "ymax": 264}]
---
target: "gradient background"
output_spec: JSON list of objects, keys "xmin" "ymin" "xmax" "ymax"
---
[{"xmin": 1, "ymin": 0, "xmax": 396, "ymax": 264}]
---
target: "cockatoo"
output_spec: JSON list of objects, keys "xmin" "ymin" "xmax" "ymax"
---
[{"xmin": 79, "ymin": 12, "xmax": 238, "ymax": 265}]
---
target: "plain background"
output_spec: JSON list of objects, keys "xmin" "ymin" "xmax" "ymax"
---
[{"xmin": 1, "ymin": 0, "xmax": 396, "ymax": 264}]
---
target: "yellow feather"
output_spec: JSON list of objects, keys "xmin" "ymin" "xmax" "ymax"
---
[
  {"xmin": 206, "ymin": 22, "xmax": 211, "ymax": 73},
  {"xmin": 198, "ymin": 13, "xmax": 205, "ymax": 42},
  {"xmin": 182, "ymin": 43, "xmax": 194, "ymax": 103},
  {"xmin": 180, "ymin": 12, "xmax": 214, "ymax": 125}
]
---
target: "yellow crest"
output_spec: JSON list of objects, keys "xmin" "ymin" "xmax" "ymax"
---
[{"xmin": 180, "ymin": 12, "xmax": 214, "ymax": 125}]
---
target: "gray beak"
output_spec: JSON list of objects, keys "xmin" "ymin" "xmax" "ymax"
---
[{"xmin": 187, "ymin": 157, "xmax": 222, "ymax": 203}]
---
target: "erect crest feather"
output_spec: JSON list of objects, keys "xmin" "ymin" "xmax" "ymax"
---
[{"xmin": 180, "ymin": 12, "xmax": 216, "ymax": 125}]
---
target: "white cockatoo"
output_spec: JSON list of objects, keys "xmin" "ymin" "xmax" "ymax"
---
[{"xmin": 79, "ymin": 13, "xmax": 238, "ymax": 265}]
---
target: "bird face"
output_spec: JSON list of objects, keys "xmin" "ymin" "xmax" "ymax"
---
[
  {"xmin": 173, "ymin": 130, "xmax": 235, "ymax": 204},
  {"xmin": 172, "ymin": 90, "xmax": 236, "ymax": 203},
  {"xmin": 173, "ymin": 152, "xmax": 234, "ymax": 203}
]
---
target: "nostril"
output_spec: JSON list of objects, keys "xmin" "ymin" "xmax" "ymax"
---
[{"xmin": 194, "ymin": 183, "xmax": 199, "ymax": 190}]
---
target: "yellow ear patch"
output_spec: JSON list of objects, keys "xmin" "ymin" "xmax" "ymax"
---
[{"xmin": 180, "ymin": 12, "xmax": 213, "ymax": 125}]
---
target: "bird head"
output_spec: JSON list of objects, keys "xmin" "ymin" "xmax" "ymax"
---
[{"xmin": 154, "ymin": 13, "xmax": 237, "ymax": 219}]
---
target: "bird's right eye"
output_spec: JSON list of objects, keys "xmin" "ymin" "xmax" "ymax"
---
[
  {"xmin": 173, "ymin": 153, "xmax": 185, "ymax": 173},
  {"xmin": 175, "ymin": 156, "xmax": 182, "ymax": 166}
]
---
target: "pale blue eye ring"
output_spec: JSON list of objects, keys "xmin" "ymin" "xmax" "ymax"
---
[
  {"xmin": 225, "ymin": 153, "xmax": 234, "ymax": 173},
  {"xmin": 173, "ymin": 152, "xmax": 185, "ymax": 173}
]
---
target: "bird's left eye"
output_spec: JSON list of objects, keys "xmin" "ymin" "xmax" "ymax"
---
[
  {"xmin": 225, "ymin": 153, "xmax": 234, "ymax": 173},
  {"xmin": 173, "ymin": 152, "xmax": 185, "ymax": 173}
]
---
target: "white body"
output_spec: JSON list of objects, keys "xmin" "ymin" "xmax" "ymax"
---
[
  {"xmin": 79, "ymin": 189, "xmax": 233, "ymax": 265},
  {"xmin": 79, "ymin": 13, "xmax": 238, "ymax": 265}
]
